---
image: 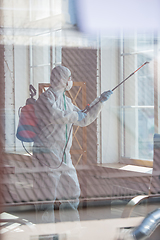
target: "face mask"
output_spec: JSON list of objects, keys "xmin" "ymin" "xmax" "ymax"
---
[{"xmin": 66, "ymin": 80, "xmax": 73, "ymax": 91}]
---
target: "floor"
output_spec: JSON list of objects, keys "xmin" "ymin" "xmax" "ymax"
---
[
  {"xmin": 1, "ymin": 199, "xmax": 160, "ymax": 240},
  {"xmin": 4, "ymin": 198, "xmax": 160, "ymax": 224}
]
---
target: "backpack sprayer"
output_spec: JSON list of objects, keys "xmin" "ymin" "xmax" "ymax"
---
[
  {"xmin": 16, "ymin": 84, "xmax": 37, "ymax": 142},
  {"xmin": 16, "ymin": 62, "xmax": 149, "ymax": 168}
]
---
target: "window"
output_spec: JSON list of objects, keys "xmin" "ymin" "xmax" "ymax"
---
[
  {"xmin": 100, "ymin": 33, "xmax": 159, "ymax": 166},
  {"xmin": 29, "ymin": 31, "xmax": 62, "ymax": 92},
  {"xmin": 30, "ymin": 33, "xmax": 51, "ymax": 91},
  {"xmin": 120, "ymin": 34, "xmax": 156, "ymax": 162}
]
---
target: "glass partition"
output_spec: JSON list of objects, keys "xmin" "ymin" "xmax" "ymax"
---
[{"xmin": 1, "ymin": 1, "xmax": 160, "ymax": 240}]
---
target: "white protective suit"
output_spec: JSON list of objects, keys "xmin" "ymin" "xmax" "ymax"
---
[{"xmin": 33, "ymin": 65, "xmax": 103, "ymax": 223}]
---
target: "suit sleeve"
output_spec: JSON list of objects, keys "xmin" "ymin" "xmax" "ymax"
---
[{"xmin": 73, "ymin": 97, "xmax": 103, "ymax": 127}]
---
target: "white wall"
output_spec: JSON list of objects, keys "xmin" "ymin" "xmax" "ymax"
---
[
  {"xmin": 5, "ymin": 45, "xmax": 30, "ymax": 153},
  {"xmin": 101, "ymin": 36, "xmax": 120, "ymax": 163},
  {"xmin": 122, "ymin": 37, "xmax": 138, "ymax": 158},
  {"xmin": 4, "ymin": 45, "xmax": 16, "ymax": 152},
  {"xmin": 4, "ymin": 0, "xmax": 30, "ymax": 153},
  {"xmin": 14, "ymin": 45, "xmax": 30, "ymax": 152}
]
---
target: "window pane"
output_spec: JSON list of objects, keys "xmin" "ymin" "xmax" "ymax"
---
[
  {"xmin": 122, "ymin": 34, "xmax": 155, "ymax": 160},
  {"xmin": 33, "ymin": 66, "xmax": 50, "ymax": 91},
  {"xmin": 138, "ymin": 108, "xmax": 154, "ymax": 159},
  {"xmin": 123, "ymin": 107, "xmax": 154, "ymax": 160},
  {"xmin": 32, "ymin": 34, "xmax": 50, "ymax": 66},
  {"xmin": 137, "ymin": 48, "xmax": 154, "ymax": 106}
]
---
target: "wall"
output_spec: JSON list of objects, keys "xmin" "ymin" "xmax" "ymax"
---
[
  {"xmin": 4, "ymin": 1, "xmax": 30, "ymax": 153},
  {"xmin": 101, "ymin": 36, "xmax": 120, "ymax": 163},
  {"xmin": 62, "ymin": 47, "xmax": 98, "ymax": 165}
]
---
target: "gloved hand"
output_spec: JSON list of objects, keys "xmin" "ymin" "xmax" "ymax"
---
[
  {"xmin": 78, "ymin": 111, "xmax": 87, "ymax": 121},
  {"xmin": 99, "ymin": 90, "xmax": 113, "ymax": 103}
]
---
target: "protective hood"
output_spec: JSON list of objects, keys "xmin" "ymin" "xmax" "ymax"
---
[{"xmin": 50, "ymin": 65, "xmax": 71, "ymax": 92}]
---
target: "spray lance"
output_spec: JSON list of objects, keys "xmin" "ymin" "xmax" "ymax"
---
[{"xmin": 82, "ymin": 61, "xmax": 149, "ymax": 113}]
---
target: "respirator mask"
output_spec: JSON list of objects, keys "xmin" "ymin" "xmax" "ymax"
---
[{"xmin": 65, "ymin": 77, "xmax": 73, "ymax": 91}]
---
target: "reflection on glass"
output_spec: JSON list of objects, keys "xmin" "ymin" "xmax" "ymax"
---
[{"xmin": 1, "ymin": 1, "xmax": 160, "ymax": 239}]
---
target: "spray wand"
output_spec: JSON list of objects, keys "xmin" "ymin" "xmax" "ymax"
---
[{"xmin": 82, "ymin": 61, "xmax": 149, "ymax": 113}]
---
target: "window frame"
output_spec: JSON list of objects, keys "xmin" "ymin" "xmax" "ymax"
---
[{"xmin": 119, "ymin": 34, "xmax": 159, "ymax": 168}]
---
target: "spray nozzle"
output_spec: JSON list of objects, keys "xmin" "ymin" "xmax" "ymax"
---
[
  {"xmin": 82, "ymin": 104, "xmax": 90, "ymax": 113},
  {"xmin": 29, "ymin": 84, "xmax": 36, "ymax": 98},
  {"xmin": 26, "ymin": 85, "xmax": 37, "ymax": 105}
]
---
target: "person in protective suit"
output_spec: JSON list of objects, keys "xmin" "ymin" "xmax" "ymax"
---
[{"xmin": 33, "ymin": 65, "xmax": 112, "ymax": 223}]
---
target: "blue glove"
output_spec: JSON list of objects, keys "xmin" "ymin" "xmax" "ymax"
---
[
  {"xmin": 78, "ymin": 111, "xmax": 87, "ymax": 121},
  {"xmin": 99, "ymin": 90, "xmax": 113, "ymax": 103}
]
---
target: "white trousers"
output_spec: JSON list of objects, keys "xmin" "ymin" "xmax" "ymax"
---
[{"xmin": 33, "ymin": 157, "xmax": 80, "ymax": 223}]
